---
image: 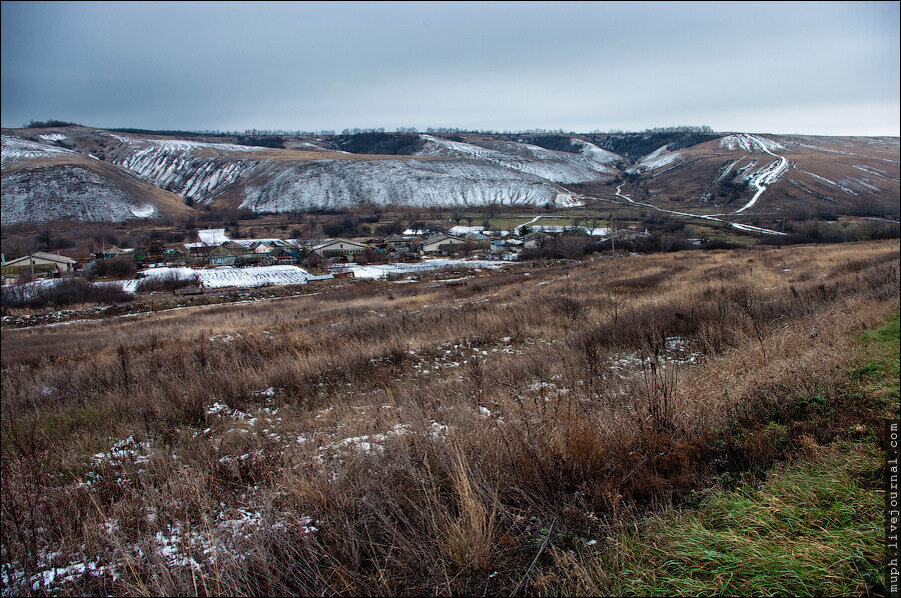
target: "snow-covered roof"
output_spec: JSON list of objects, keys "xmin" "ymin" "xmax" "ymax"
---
[
  {"xmin": 228, "ymin": 238, "xmax": 297, "ymax": 249},
  {"xmin": 312, "ymin": 238, "xmax": 370, "ymax": 251},
  {"xmin": 2, "ymin": 252, "xmax": 76, "ymax": 266},
  {"xmin": 448, "ymin": 225, "xmax": 485, "ymax": 235},
  {"xmin": 197, "ymin": 229, "xmax": 230, "ymax": 246}
]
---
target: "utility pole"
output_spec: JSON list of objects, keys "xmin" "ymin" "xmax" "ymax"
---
[
  {"xmin": 30, "ymin": 254, "xmax": 36, "ymax": 295},
  {"xmin": 610, "ymin": 216, "xmax": 616, "ymax": 254}
]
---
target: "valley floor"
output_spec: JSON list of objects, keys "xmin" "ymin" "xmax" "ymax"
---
[{"xmin": 1, "ymin": 240, "xmax": 898, "ymax": 595}]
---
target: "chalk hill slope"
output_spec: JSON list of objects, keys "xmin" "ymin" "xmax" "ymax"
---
[{"xmin": 2, "ymin": 126, "xmax": 897, "ymax": 224}]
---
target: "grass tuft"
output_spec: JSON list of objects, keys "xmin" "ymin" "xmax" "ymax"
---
[{"xmin": 602, "ymin": 441, "xmax": 884, "ymax": 597}]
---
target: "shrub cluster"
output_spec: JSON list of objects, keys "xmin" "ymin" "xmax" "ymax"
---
[{"xmin": 1, "ymin": 277, "xmax": 132, "ymax": 310}]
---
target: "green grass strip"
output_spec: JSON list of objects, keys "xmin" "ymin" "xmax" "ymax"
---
[
  {"xmin": 602, "ymin": 310, "xmax": 899, "ymax": 597},
  {"xmin": 609, "ymin": 441, "xmax": 884, "ymax": 596}
]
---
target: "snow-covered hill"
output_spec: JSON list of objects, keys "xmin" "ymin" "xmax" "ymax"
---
[
  {"xmin": 1, "ymin": 135, "xmax": 79, "ymax": 166},
  {"xmin": 103, "ymin": 135, "xmax": 264, "ymax": 203},
  {"xmin": 2, "ymin": 127, "xmax": 897, "ymax": 224},
  {"xmin": 1, "ymin": 164, "xmax": 159, "ymax": 224},
  {"xmin": 239, "ymin": 157, "xmax": 565, "ymax": 212},
  {"xmin": 2, "ymin": 132, "xmax": 193, "ymax": 224},
  {"xmin": 417, "ymin": 135, "xmax": 615, "ymax": 183}
]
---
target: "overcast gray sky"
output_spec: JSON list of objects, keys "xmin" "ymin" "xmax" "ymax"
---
[{"xmin": 2, "ymin": 1, "xmax": 899, "ymax": 135}]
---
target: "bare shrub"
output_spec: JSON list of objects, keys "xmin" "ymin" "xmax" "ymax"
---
[
  {"xmin": 136, "ymin": 272, "xmax": 200, "ymax": 293},
  {"xmin": 1, "ymin": 240, "xmax": 897, "ymax": 595},
  {"xmin": 1, "ymin": 277, "xmax": 132, "ymax": 310}
]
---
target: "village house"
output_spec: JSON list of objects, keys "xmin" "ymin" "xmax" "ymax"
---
[
  {"xmin": 1, "ymin": 252, "xmax": 77, "ymax": 276},
  {"xmin": 384, "ymin": 234, "xmax": 412, "ymax": 251},
  {"xmin": 522, "ymin": 231, "xmax": 552, "ymax": 250},
  {"xmin": 270, "ymin": 248, "xmax": 298, "ymax": 264},
  {"xmin": 490, "ymin": 238, "xmax": 523, "ymax": 254},
  {"xmin": 164, "ymin": 247, "xmax": 188, "ymax": 266},
  {"xmin": 420, "ymin": 233, "xmax": 467, "ymax": 255},
  {"xmin": 311, "ymin": 239, "xmax": 370, "ymax": 259},
  {"xmin": 209, "ymin": 244, "xmax": 239, "ymax": 266},
  {"xmin": 100, "ymin": 245, "xmax": 135, "ymax": 259}
]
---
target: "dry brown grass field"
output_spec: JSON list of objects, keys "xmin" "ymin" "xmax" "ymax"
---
[{"xmin": 1, "ymin": 240, "xmax": 898, "ymax": 595}]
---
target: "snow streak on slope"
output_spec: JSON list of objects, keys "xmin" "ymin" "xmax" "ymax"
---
[
  {"xmin": 418, "ymin": 135, "xmax": 614, "ymax": 183},
  {"xmin": 108, "ymin": 138, "xmax": 261, "ymax": 203},
  {"xmin": 720, "ymin": 134, "xmax": 785, "ymax": 153},
  {"xmin": 801, "ymin": 170, "xmax": 858, "ymax": 195},
  {"xmin": 239, "ymin": 158, "xmax": 564, "ymax": 212},
  {"xmin": 1, "ymin": 135, "xmax": 77, "ymax": 166},
  {"xmin": 570, "ymin": 139, "xmax": 620, "ymax": 166},
  {"xmin": 1, "ymin": 165, "xmax": 156, "ymax": 224},
  {"xmin": 626, "ymin": 145, "xmax": 681, "ymax": 174},
  {"xmin": 38, "ymin": 134, "xmax": 68, "ymax": 143}
]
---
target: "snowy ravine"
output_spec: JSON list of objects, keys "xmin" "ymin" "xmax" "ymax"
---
[
  {"xmin": 102, "ymin": 133, "xmax": 616, "ymax": 211},
  {"xmin": 107, "ymin": 137, "xmax": 263, "ymax": 204},
  {"xmin": 625, "ymin": 144, "xmax": 682, "ymax": 174},
  {"xmin": 417, "ymin": 135, "xmax": 616, "ymax": 183},
  {"xmin": 719, "ymin": 134, "xmax": 789, "ymax": 214}
]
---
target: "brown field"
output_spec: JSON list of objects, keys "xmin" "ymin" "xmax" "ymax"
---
[{"xmin": 1, "ymin": 240, "xmax": 898, "ymax": 595}]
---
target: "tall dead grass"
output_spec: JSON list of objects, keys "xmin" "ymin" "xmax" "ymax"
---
[{"xmin": 1, "ymin": 240, "xmax": 898, "ymax": 595}]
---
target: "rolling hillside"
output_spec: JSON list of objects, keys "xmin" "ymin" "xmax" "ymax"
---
[{"xmin": 2, "ymin": 126, "xmax": 897, "ymax": 225}]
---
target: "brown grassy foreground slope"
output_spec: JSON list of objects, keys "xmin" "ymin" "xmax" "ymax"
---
[{"xmin": 1, "ymin": 240, "xmax": 898, "ymax": 595}]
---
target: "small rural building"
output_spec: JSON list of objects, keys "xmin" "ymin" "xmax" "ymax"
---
[
  {"xmin": 209, "ymin": 244, "xmax": 238, "ymax": 266},
  {"xmin": 311, "ymin": 239, "xmax": 370, "ymax": 259},
  {"xmin": 384, "ymin": 234, "xmax": 409, "ymax": 249},
  {"xmin": 164, "ymin": 247, "xmax": 188, "ymax": 266},
  {"xmin": 420, "ymin": 234, "xmax": 467, "ymax": 255},
  {"xmin": 490, "ymin": 238, "xmax": 523, "ymax": 254},
  {"xmin": 522, "ymin": 232, "xmax": 552, "ymax": 250},
  {"xmin": 270, "ymin": 248, "xmax": 297, "ymax": 264},
  {"xmin": 101, "ymin": 246, "xmax": 135, "ymax": 259},
  {"xmin": 174, "ymin": 285, "xmax": 204, "ymax": 296},
  {"xmin": 1, "ymin": 252, "xmax": 77, "ymax": 275}
]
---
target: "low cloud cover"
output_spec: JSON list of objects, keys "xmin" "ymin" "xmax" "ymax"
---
[{"xmin": 2, "ymin": 1, "xmax": 898, "ymax": 135}]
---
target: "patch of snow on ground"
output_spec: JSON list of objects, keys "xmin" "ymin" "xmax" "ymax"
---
[
  {"xmin": 38, "ymin": 133, "xmax": 68, "ymax": 142},
  {"xmin": 91, "ymin": 435, "xmax": 152, "ymax": 467},
  {"xmin": 129, "ymin": 204, "xmax": 156, "ymax": 218},
  {"xmin": 801, "ymin": 170, "xmax": 858, "ymax": 195},
  {"xmin": 626, "ymin": 145, "xmax": 681, "ymax": 173},
  {"xmin": 329, "ymin": 258, "xmax": 511, "ymax": 279},
  {"xmin": 572, "ymin": 139, "xmax": 620, "ymax": 165},
  {"xmin": 720, "ymin": 134, "xmax": 784, "ymax": 153},
  {"xmin": 851, "ymin": 164, "xmax": 892, "ymax": 178},
  {"xmin": 123, "ymin": 265, "xmax": 312, "ymax": 292},
  {"xmin": 149, "ymin": 138, "xmax": 268, "ymax": 153}
]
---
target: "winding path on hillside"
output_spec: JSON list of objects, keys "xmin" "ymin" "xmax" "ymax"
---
[
  {"xmin": 513, "ymin": 215, "xmax": 543, "ymax": 235},
  {"xmin": 732, "ymin": 134, "xmax": 789, "ymax": 214},
  {"xmin": 611, "ymin": 183, "xmax": 786, "ymax": 236}
]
